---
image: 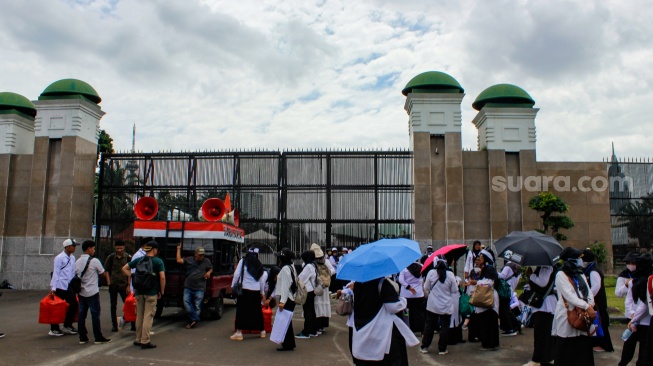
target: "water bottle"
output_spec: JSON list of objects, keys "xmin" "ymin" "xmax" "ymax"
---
[{"xmin": 622, "ymin": 328, "xmax": 633, "ymax": 341}]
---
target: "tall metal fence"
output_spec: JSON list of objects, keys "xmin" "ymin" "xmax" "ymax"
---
[
  {"xmin": 96, "ymin": 149, "xmax": 414, "ymax": 258},
  {"xmin": 608, "ymin": 159, "xmax": 653, "ymax": 260}
]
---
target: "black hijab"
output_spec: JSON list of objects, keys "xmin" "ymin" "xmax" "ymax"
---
[
  {"xmin": 245, "ymin": 250, "xmax": 264, "ymax": 280},
  {"xmin": 632, "ymin": 254, "xmax": 652, "ymax": 303},
  {"xmin": 560, "ymin": 249, "xmax": 589, "ymax": 301},
  {"xmin": 435, "ymin": 260, "xmax": 448, "ymax": 284},
  {"xmin": 266, "ymin": 266, "xmax": 281, "ymax": 298}
]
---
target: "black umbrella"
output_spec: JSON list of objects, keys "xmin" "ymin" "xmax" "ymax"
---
[{"xmin": 494, "ymin": 230, "xmax": 563, "ymax": 266}]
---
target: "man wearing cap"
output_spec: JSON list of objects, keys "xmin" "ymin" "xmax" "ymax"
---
[
  {"xmin": 420, "ymin": 245, "xmax": 434, "ymax": 264},
  {"xmin": 176, "ymin": 244, "xmax": 213, "ymax": 329},
  {"xmin": 122, "ymin": 241, "xmax": 165, "ymax": 349},
  {"xmin": 104, "ymin": 240, "xmax": 133, "ymax": 332},
  {"xmin": 48, "ymin": 238, "xmax": 80, "ymax": 337}
]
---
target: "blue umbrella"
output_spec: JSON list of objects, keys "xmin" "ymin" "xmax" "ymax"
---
[{"xmin": 336, "ymin": 238, "xmax": 421, "ymax": 283}]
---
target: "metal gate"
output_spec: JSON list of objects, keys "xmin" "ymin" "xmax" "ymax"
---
[{"xmin": 96, "ymin": 149, "xmax": 413, "ymax": 258}]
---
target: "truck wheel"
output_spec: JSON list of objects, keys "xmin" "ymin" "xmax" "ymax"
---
[
  {"xmin": 208, "ymin": 293, "xmax": 224, "ymax": 320},
  {"xmin": 154, "ymin": 302, "xmax": 164, "ymax": 319}
]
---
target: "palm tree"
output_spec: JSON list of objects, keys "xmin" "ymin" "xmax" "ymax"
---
[{"xmin": 615, "ymin": 194, "xmax": 653, "ymax": 248}]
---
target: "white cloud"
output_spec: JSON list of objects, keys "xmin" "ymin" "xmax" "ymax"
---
[{"xmin": 0, "ymin": 0, "xmax": 650, "ymax": 162}]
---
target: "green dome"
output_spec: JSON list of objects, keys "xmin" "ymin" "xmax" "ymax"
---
[
  {"xmin": 402, "ymin": 71, "xmax": 464, "ymax": 96},
  {"xmin": 472, "ymin": 84, "xmax": 535, "ymax": 111},
  {"xmin": 0, "ymin": 92, "xmax": 37, "ymax": 118},
  {"xmin": 39, "ymin": 79, "xmax": 101, "ymax": 104}
]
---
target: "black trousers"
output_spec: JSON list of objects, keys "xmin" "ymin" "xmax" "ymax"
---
[
  {"xmin": 499, "ymin": 296, "xmax": 520, "ymax": 332},
  {"xmin": 555, "ymin": 336, "xmax": 593, "ymax": 366},
  {"xmin": 422, "ymin": 311, "xmax": 451, "ymax": 352},
  {"xmin": 281, "ymin": 300, "xmax": 296, "ymax": 350},
  {"xmin": 619, "ymin": 324, "xmax": 649, "ymax": 366},
  {"xmin": 468, "ymin": 312, "xmax": 481, "ymax": 342},
  {"xmin": 52, "ymin": 288, "xmax": 78, "ymax": 330},
  {"xmin": 531, "ymin": 312, "xmax": 555, "ymax": 363},
  {"xmin": 406, "ymin": 297, "xmax": 425, "ymax": 333},
  {"xmin": 477, "ymin": 310, "xmax": 499, "ymax": 349},
  {"xmin": 300, "ymin": 292, "xmax": 317, "ymax": 336}
]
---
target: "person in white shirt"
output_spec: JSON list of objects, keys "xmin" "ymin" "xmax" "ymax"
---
[
  {"xmin": 523, "ymin": 265, "xmax": 557, "ymax": 366},
  {"xmin": 311, "ymin": 244, "xmax": 335, "ymax": 334},
  {"xmin": 48, "ymin": 238, "xmax": 80, "ymax": 337},
  {"xmin": 275, "ymin": 248, "xmax": 297, "ymax": 351},
  {"xmin": 581, "ymin": 249, "xmax": 613, "ymax": 353},
  {"xmin": 398, "ymin": 262, "xmax": 425, "ymax": 333},
  {"xmin": 498, "ymin": 262, "xmax": 522, "ymax": 336},
  {"xmin": 296, "ymin": 250, "xmax": 318, "ymax": 338},
  {"xmin": 230, "ymin": 247, "xmax": 267, "ymax": 340},
  {"xmin": 420, "ymin": 258, "xmax": 458, "ymax": 355},
  {"xmin": 464, "ymin": 249, "xmax": 500, "ymax": 351},
  {"xmin": 552, "ymin": 247, "xmax": 596, "ymax": 366},
  {"xmin": 75, "ymin": 241, "xmax": 111, "ymax": 344},
  {"xmin": 619, "ymin": 253, "xmax": 651, "ymax": 366}
]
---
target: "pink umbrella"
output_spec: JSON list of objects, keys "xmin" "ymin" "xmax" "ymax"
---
[{"xmin": 421, "ymin": 244, "xmax": 468, "ymax": 273}]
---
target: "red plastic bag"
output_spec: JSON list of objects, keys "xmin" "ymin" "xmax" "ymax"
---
[
  {"xmin": 39, "ymin": 294, "xmax": 69, "ymax": 324},
  {"xmin": 123, "ymin": 293, "xmax": 137, "ymax": 322}
]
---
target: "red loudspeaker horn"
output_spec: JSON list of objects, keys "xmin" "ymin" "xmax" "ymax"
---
[
  {"xmin": 201, "ymin": 198, "xmax": 226, "ymax": 222},
  {"xmin": 134, "ymin": 197, "xmax": 159, "ymax": 220}
]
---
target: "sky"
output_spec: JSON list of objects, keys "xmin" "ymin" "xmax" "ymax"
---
[{"xmin": 1, "ymin": 0, "xmax": 651, "ymax": 161}]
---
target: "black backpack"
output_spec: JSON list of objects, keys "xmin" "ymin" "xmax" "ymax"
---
[{"xmin": 132, "ymin": 257, "xmax": 158, "ymax": 292}]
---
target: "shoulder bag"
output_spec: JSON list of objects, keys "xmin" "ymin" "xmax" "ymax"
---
[
  {"xmin": 469, "ymin": 284, "xmax": 494, "ymax": 308},
  {"xmin": 231, "ymin": 260, "xmax": 245, "ymax": 297},
  {"xmin": 562, "ymin": 275, "xmax": 596, "ymax": 333}
]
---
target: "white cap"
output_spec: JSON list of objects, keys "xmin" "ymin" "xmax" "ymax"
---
[
  {"xmin": 62, "ymin": 238, "xmax": 78, "ymax": 248},
  {"xmin": 248, "ymin": 247, "xmax": 259, "ymax": 253}
]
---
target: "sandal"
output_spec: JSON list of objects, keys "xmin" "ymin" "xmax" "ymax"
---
[{"xmin": 185, "ymin": 321, "xmax": 197, "ymax": 329}]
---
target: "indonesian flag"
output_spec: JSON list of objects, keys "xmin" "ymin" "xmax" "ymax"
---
[{"xmin": 134, "ymin": 221, "xmax": 245, "ymax": 243}]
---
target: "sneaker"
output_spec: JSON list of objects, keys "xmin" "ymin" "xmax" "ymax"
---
[
  {"xmin": 260, "ymin": 330, "xmax": 266, "ymax": 338},
  {"xmin": 95, "ymin": 337, "xmax": 111, "ymax": 344},
  {"xmin": 523, "ymin": 362, "xmax": 541, "ymax": 366},
  {"xmin": 185, "ymin": 321, "xmax": 197, "ymax": 329},
  {"xmin": 501, "ymin": 330, "xmax": 518, "ymax": 337},
  {"xmin": 49, "ymin": 330, "xmax": 64, "ymax": 337},
  {"xmin": 438, "ymin": 350, "xmax": 448, "ymax": 355},
  {"xmin": 480, "ymin": 347, "xmax": 498, "ymax": 351},
  {"xmin": 141, "ymin": 342, "xmax": 157, "ymax": 349},
  {"xmin": 117, "ymin": 317, "xmax": 125, "ymax": 331},
  {"xmin": 111, "ymin": 326, "xmax": 118, "ymax": 332},
  {"xmin": 79, "ymin": 338, "xmax": 89, "ymax": 344},
  {"xmin": 62, "ymin": 326, "xmax": 78, "ymax": 335},
  {"xmin": 419, "ymin": 347, "xmax": 428, "ymax": 354},
  {"xmin": 295, "ymin": 333, "xmax": 310, "ymax": 339},
  {"xmin": 309, "ymin": 333, "xmax": 319, "ymax": 338},
  {"xmin": 230, "ymin": 333, "xmax": 243, "ymax": 341},
  {"xmin": 593, "ymin": 347, "xmax": 606, "ymax": 353},
  {"xmin": 0, "ymin": 333, "xmax": 5, "ymax": 339}
]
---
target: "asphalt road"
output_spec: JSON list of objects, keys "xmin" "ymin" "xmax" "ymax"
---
[{"xmin": 0, "ymin": 289, "xmax": 624, "ymax": 365}]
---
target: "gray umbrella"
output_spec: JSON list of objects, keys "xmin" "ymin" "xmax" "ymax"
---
[{"xmin": 494, "ymin": 230, "xmax": 564, "ymax": 266}]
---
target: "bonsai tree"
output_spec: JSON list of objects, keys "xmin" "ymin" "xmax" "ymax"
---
[{"xmin": 528, "ymin": 192, "xmax": 575, "ymax": 241}]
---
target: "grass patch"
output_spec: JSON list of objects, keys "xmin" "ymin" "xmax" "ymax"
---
[{"xmin": 605, "ymin": 275, "xmax": 625, "ymax": 315}]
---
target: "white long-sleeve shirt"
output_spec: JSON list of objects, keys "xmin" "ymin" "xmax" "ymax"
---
[
  {"xmin": 51, "ymin": 251, "xmax": 76, "ymax": 291},
  {"xmin": 398, "ymin": 268, "xmax": 424, "ymax": 298},
  {"xmin": 298, "ymin": 263, "xmax": 317, "ymax": 292},
  {"xmin": 552, "ymin": 271, "xmax": 595, "ymax": 338},
  {"xmin": 498, "ymin": 266, "xmax": 521, "ymax": 291},
  {"xmin": 423, "ymin": 270, "xmax": 458, "ymax": 315},
  {"xmin": 529, "ymin": 266, "xmax": 556, "ymax": 314},
  {"xmin": 625, "ymin": 284, "xmax": 635, "ymax": 318},
  {"xmin": 277, "ymin": 265, "xmax": 295, "ymax": 304},
  {"xmin": 587, "ymin": 270, "xmax": 601, "ymax": 297},
  {"xmin": 474, "ymin": 278, "xmax": 499, "ymax": 315},
  {"xmin": 632, "ymin": 297, "xmax": 651, "ymax": 326},
  {"xmin": 231, "ymin": 258, "xmax": 266, "ymax": 293},
  {"xmin": 615, "ymin": 276, "xmax": 632, "ymax": 298}
]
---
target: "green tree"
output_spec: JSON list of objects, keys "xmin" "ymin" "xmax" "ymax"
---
[
  {"xmin": 616, "ymin": 194, "xmax": 653, "ymax": 248},
  {"xmin": 528, "ymin": 192, "xmax": 575, "ymax": 241},
  {"xmin": 97, "ymin": 129, "xmax": 114, "ymax": 162}
]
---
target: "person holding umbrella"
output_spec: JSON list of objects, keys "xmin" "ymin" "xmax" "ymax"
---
[
  {"xmin": 398, "ymin": 261, "xmax": 425, "ymax": 334},
  {"xmin": 581, "ymin": 249, "xmax": 613, "ymax": 353}
]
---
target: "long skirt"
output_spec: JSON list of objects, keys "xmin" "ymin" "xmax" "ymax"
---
[
  {"xmin": 280, "ymin": 300, "xmax": 296, "ymax": 350},
  {"xmin": 315, "ymin": 288, "xmax": 331, "ymax": 330},
  {"xmin": 354, "ymin": 325, "xmax": 408, "ymax": 366},
  {"xmin": 468, "ymin": 312, "xmax": 481, "ymax": 342},
  {"xmin": 555, "ymin": 336, "xmax": 593, "ymax": 366},
  {"xmin": 590, "ymin": 307, "xmax": 614, "ymax": 352},
  {"xmin": 300, "ymin": 292, "xmax": 317, "ymax": 336},
  {"xmin": 406, "ymin": 297, "xmax": 425, "ymax": 333},
  {"xmin": 235, "ymin": 289, "xmax": 264, "ymax": 331},
  {"xmin": 531, "ymin": 312, "xmax": 555, "ymax": 363},
  {"xmin": 477, "ymin": 310, "xmax": 499, "ymax": 349}
]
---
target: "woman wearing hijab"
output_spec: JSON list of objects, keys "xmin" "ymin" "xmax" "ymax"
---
[
  {"xmin": 464, "ymin": 241, "xmax": 483, "ymax": 281},
  {"xmin": 352, "ymin": 276, "xmax": 419, "ymax": 364},
  {"xmin": 581, "ymin": 249, "xmax": 613, "ymax": 353},
  {"xmin": 420, "ymin": 258, "xmax": 458, "ymax": 355},
  {"xmin": 296, "ymin": 250, "xmax": 318, "ymax": 339},
  {"xmin": 275, "ymin": 248, "xmax": 297, "ymax": 351},
  {"xmin": 230, "ymin": 247, "xmax": 267, "ymax": 340},
  {"xmin": 464, "ymin": 249, "xmax": 500, "ymax": 351},
  {"xmin": 552, "ymin": 247, "xmax": 596, "ymax": 366},
  {"xmin": 523, "ymin": 265, "xmax": 557, "ymax": 366},
  {"xmin": 264, "ymin": 266, "xmax": 281, "ymax": 307},
  {"xmin": 398, "ymin": 261, "xmax": 425, "ymax": 334},
  {"xmin": 619, "ymin": 253, "xmax": 651, "ymax": 366},
  {"xmin": 311, "ymin": 243, "xmax": 335, "ymax": 334}
]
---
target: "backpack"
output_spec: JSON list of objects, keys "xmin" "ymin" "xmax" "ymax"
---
[
  {"xmin": 132, "ymin": 257, "xmax": 158, "ymax": 292},
  {"xmin": 497, "ymin": 278, "xmax": 512, "ymax": 299},
  {"xmin": 289, "ymin": 265, "xmax": 307, "ymax": 305},
  {"xmin": 313, "ymin": 264, "xmax": 328, "ymax": 296},
  {"xmin": 316, "ymin": 262, "xmax": 332, "ymax": 287}
]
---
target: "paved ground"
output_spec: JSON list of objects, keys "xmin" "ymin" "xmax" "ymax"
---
[{"xmin": 0, "ymin": 289, "xmax": 625, "ymax": 365}]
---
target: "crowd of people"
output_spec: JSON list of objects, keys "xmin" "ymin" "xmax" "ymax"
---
[{"xmin": 40, "ymin": 236, "xmax": 653, "ymax": 366}]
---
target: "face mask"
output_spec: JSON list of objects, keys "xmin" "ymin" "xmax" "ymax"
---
[
  {"xmin": 473, "ymin": 267, "xmax": 481, "ymax": 274},
  {"xmin": 627, "ymin": 264, "xmax": 636, "ymax": 272},
  {"xmin": 581, "ymin": 261, "xmax": 589, "ymax": 268}
]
